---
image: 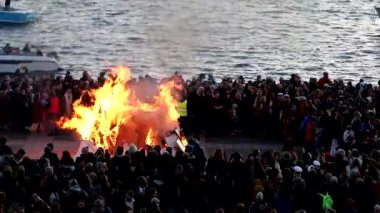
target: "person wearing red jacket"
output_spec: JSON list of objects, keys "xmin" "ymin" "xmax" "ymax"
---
[
  {"xmin": 318, "ymin": 72, "xmax": 332, "ymax": 88},
  {"xmin": 31, "ymin": 93, "xmax": 43, "ymax": 132},
  {"xmin": 47, "ymin": 91, "xmax": 60, "ymax": 135},
  {"xmin": 305, "ymin": 116, "xmax": 317, "ymax": 153}
]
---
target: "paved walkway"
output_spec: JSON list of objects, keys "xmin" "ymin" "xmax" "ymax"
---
[
  {"xmin": 1, "ymin": 133, "xmax": 80, "ymax": 159},
  {"xmin": 0, "ymin": 132, "xmax": 282, "ymax": 159},
  {"xmin": 202, "ymin": 136, "xmax": 282, "ymax": 157}
]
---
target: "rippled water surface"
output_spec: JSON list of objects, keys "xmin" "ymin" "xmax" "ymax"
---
[{"xmin": 1, "ymin": 0, "xmax": 380, "ymax": 81}]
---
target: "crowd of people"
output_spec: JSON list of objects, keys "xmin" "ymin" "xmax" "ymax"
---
[
  {"xmin": 186, "ymin": 72, "xmax": 380, "ymax": 154},
  {"xmin": 0, "ymin": 70, "xmax": 380, "ymax": 212},
  {"xmin": 0, "ymin": 70, "xmax": 105, "ymax": 134},
  {"xmin": 1, "ymin": 128, "xmax": 380, "ymax": 212},
  {"xmin": 1, "ymin": 43, "xmax": 44, "ymax": 56}
]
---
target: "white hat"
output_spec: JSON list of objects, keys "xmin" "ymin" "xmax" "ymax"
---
[
  {"xmin": 150, "ymin": 197, "xmax": 160, "ymax": 205},
  {"xmin": 307, "ymin": 165, "xmax": 316, "ymax": 172},
  {"xmin": 256, "ymin": 191, "xmax": 264, "ymax": 201},
  {"xmin": 293, "ymin": 166, "xmax": 303, "ymax": 173},
  {"xmin": 313, "ymin": 160, "xmax": 321, "ymax": 168}
]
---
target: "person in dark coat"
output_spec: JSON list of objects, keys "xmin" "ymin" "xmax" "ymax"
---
[
  {"xmin": 0, "ymin": 89, "xmax": 11, "ymax": 129},
  {"xmin": 42, "ymin": 144, "xmax": 59, "ymax": 168},
  {"xmin": 61, "ymin": 179, "xmax": 89, "ymax": 212},
  {"xmin": 4, "ymin": 0, "xmax": 11, "ymax": 9},
  {"xmin": 10, "ymin": 88, "xmax": 28, "ymax": 132}
]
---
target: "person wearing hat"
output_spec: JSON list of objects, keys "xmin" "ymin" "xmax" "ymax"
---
[
  {"xmin": 293, "ymin": 166, "xmax": 303, "ymax": 177},
  {"xmin": 312, "ymin": 160, "xmax": 321, "ymax": 170}
]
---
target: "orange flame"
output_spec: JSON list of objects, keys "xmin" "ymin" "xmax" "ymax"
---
[
  {"xmin": 145, "ymin": 128, "xmax": 154, "ymax": 146},
  {"xmin": 58, "ymin": 66, "xmax": 180, "ymax": 152},
  {"xmin": 180, "ymin": 136, "xmax": 188, "ymax": 147}
]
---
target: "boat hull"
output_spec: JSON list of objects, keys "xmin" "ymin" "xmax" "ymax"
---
[
  {"xmin": 0, "ymin": 55, "xmax": 59, "ymax": 74},
  {"xmin": 0, "ymin": 9, "xmax": 34, "ymax": 24}
]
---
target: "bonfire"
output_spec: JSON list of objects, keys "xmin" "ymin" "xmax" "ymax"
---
[{"xmin": 58, "ymin": 66, "xmax": 183, "ymax": 152}]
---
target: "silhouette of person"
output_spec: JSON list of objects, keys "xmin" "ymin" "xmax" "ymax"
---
[{"xmin": 4, "ymin": 0, "xmax": 11, "ymax": 9}]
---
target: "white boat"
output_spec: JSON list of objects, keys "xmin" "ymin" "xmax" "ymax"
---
[{"xmin": 0, "ymin": 54, "xmax": 59, "ymax": 74}]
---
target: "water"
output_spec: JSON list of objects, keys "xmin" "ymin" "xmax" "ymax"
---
[{"xmin": 1, "ymin": 0, "xmax": 380, "ymax": 82}]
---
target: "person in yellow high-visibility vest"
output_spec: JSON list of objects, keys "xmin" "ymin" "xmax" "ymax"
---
[
  {"xmin": 177, "ymin": 98, "xmax": 188, "ymax": 134},
  {"xmin": 178, "ymin": 99, "xmax": 187, "ymax": 117}
]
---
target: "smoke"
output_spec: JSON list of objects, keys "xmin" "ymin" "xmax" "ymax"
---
[{"xmin": 117, "ymin": 78, "xmax": 179, "ymax": 147}]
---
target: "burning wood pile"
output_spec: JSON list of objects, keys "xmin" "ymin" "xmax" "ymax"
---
[{"xmin": 57, "ymin": 66, "xmax": 187, "ymax": 153}]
